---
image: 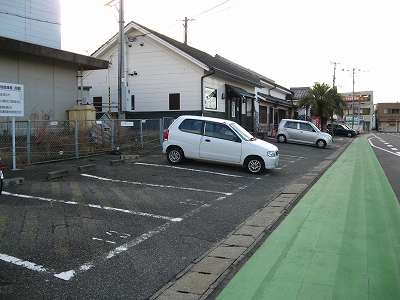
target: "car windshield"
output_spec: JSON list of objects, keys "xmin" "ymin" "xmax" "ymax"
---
[
  {"xmin": 229, "ymin": 122, "xmax": 255, "ymax": 141},
  {"xmin": 309, "ymin": 123, "xmax": 321, "ymax": 132},
  {"xmin": 342, "ymin": 125, "xmax": 351, "ymax": 130}
]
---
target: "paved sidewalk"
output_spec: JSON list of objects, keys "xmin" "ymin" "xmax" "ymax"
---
[{"xmin": 216, "ymin": 135, "xmax": 400, "ymax": 299}]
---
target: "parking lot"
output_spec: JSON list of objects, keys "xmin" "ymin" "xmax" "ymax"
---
[{"xmin": 0, "ymin": 136, "xmax": 351, "ymax": 299}]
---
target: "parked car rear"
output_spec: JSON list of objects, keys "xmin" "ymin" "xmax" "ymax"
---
[
  {"xmin": 327, "ymin": 124, "xmax": 357, "ymax": 137},
  {"xmin": 276, "ymin": 119, "xmax": 332, "ymax": 148},
  {"xmin": 162, "ymin": 115, "xmax": 279, "ymax": 174}
]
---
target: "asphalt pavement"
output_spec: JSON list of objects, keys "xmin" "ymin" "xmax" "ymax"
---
[{"xmin": 0, "ymin": 138, "xmax": 360, "ymax": 299}]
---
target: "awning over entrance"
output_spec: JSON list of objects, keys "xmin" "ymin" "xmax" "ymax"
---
[
  {"xmin": 226, "ymin": 84, "xmax": 255, "ymax": 99},
  {"xmin": 258, "ymin": 92, "xmax": 292, "ymax": 107}
]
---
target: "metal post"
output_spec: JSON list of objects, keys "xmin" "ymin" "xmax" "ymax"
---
[
  {"xmin": 11, "ymin": 117, "xmax": 17, "ymax": 170},
  {"xmin": 352, "ymin": 68, "xmax": 355, "ymax": 129},
  {"xmin": 75, "ymin": 120, "xmax": 79, "ymax": 158},
  {"xmin": 27, "ymin": 120, "xmax": 31, "ymax": 165},
  {"xmin": 140, "ymin": 119, "xmax": 144, "ymax": 148},
  {"xmin": 159, "ymin": 118, "xmax": 163, "ymax": 146},
  {"xmin": 111, "ymin": 119, "xmax": 115, "ymax": 150}
]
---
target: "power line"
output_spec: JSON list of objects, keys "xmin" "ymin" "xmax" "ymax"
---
[
  {"xmin": 189, "ymin": 0, "xmax": 231, "ymax": 19},
  {"xmin": 0, "ymin": 10, "xmax": 60, "ymax": 25}
]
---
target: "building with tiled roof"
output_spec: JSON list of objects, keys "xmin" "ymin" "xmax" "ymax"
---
[{"xmin": 85, "ymin": 21, "xmax": 294, "ymax": 131}]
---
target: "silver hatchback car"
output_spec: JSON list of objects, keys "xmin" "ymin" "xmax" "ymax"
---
[{"xmin": 276, "ymin": 119, "xmax": 332, "ymax": 148}]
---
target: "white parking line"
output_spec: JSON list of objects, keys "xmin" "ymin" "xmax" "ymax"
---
[
  {"xmin": 1, "ymin": 172, "xmax": 242, "ymax": 281},
  {"xmin": 55, "ymin": 222, "xmax": 171, "ymax": 280},
  {"xmin": 135, "ymin": 162, "xmax": 244, "ymax": 178},
  {"xmin": 81, "ymin": 173, "xmax": 233, "ymax": 196},
  {"xmin": 1, "ymin": 191, "xmax": 182, "ymax": 222},
  {"xmin": 0, "ymin": 253, "xmax": 52, "ymax": 274}
]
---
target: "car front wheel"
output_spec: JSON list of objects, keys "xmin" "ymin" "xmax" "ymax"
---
[
  {"xmin": 347, "ymin": 132, "xmax": 353, "ymax": 138},
  {"xmin": 277, "ymin": 135, "xmax": 286, "ymax": 143},
  {"xmin": 316, "ymin": 139, "xmax": 326, "ymax": 148},
  {"xmin": 167, "ymin": 147, "xmax": 184, "ymax": 164},
  {"xmin": 245, "ymin": 156, "xmax": 265, "ymax": 174}
]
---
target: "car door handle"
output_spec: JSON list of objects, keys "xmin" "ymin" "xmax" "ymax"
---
[{"xmin": 205, "ymin": 139, "xmax": 211, "ymax": 142}]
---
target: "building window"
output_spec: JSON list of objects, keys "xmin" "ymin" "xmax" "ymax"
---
[
  {"xmin": 205, "ymin": 87, "xmax": 217, "ymax": 110},
  {"xmin": 169, "ymin": 93, "xmax": 180, "ymax": 110},
  {"xmin": 93, "ymin": 96, "xmax": 102, "ymax": 112},
  {"xmin": 131, "ymin": 95, "xmax": 135, "ymax": 110},
  {"xmin": 383, "ymin": 108, "xmax": 399, "ymax": 114},
  {"xmin": 393, "ymin": 109, "xmax": 400, "ymax": 114},
  {"xmin": 360, "ymin": 108, "xmax": 370, "ymax": 115}
]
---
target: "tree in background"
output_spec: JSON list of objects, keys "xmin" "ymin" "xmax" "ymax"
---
[{"xmin": 298, "ymin": 82, "xmax": 346, "ymax": 130}]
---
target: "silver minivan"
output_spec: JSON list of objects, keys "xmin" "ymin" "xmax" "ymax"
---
[{"xmin": 276, "ymin": 119, "xmax": 332, "ymax": 148}]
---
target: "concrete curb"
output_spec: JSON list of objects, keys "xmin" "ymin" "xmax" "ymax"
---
[{"xmin": 3, "ymin": 177, "xmax": 25, "ymax": 187}]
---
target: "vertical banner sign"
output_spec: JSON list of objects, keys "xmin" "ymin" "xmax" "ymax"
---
[
  {"xmin": 0, "ymin": 82, "xmax": 24, "ymax": 170},
  {"xmin": 0, "ymin": 82, "xmax": 24, "ymax": 116}
]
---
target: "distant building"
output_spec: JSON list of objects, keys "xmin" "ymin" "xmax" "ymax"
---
[
  {"xmin": 376, "ymin": 102, "xmax": 400, "ymax": 133},
  {"xmin": 339, "ymin": 91, "xmax": 374, "ymax": 131}
]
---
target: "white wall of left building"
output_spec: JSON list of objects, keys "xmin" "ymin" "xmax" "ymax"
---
[{"xmin": 0, "ymin": 0, "xmax": 61, "ymax": 49}]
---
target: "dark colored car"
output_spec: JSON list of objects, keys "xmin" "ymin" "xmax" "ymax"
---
[{"xmin": 327, "ymin": 124, "xmax": 356, "ymax": 137}]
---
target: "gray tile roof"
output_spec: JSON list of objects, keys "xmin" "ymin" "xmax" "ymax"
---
[{"xmin": 289, "ymin": 87, "xmax": 310, "ymax": 100}]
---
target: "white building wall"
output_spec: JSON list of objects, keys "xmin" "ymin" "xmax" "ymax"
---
[
  {"xmin": 85, "ymin": 35, "xmax": 207, "ymax": 114},
  {"xmin": 0, "ymin": 0, "xmax": 61, "ymax": 49}
]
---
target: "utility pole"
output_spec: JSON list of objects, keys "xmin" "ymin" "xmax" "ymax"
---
[
  {"xmin": 341, "ymin": 67, "xmax": 367, "ymax": 128},
  {"xmin": 330, "ymin": 61, "xmax": 340, "ymax": 90},
  {"xmin": 176, "ymin": 17, "xmax": 195, "ymax": 44},
  {"xmin": 105, "ymin": 0, "xmax": 125, "ymax": 119},
  {"xmin": 117, "ymin": 0, "xmax": 125, "ymax": 119}
]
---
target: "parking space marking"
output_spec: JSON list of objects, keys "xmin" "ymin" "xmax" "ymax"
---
[
  {"xmin": 81, "ymin": 173, "xmax": 233, "ymax": 196},
  {"xmin": 1, "ymin": 171, "xmax": 249, "ymax": 282},
  {"xmin": 134, "ymin": 162, "xmax": 244, "ymax": 178},
  {"xmin": 92, "ymin": 237, "xmax": 116, "ymax": 244},
  {"xmin": 1, "ymin": 191, "xmax": 183, "ymax": 222},
  {"xmin": 0, "ymin": 253, "xmax": 52, "ymax": 274},
  {"xmin": 54, "ymin": 222, "xmax": 171, "ymax": 281}
]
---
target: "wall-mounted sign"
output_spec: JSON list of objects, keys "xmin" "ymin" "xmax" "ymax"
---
[{"xmin": 0, "ymin": 82, "xmax": 24, "ymax": 117}]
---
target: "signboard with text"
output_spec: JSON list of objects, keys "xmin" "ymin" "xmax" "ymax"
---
[{"xmin": 0, "ymin": 82, "xmax": 24, "ymax": 117}]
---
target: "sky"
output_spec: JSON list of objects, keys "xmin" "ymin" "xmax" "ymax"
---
[{"xmin": 60, "ymin": 0, "xmax": 400, "ymax": 103}]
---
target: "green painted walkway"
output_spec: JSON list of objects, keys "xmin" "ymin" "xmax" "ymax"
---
[{"xmin": 217, "ymin": 135, "xmax": 400, "ymax": 300}]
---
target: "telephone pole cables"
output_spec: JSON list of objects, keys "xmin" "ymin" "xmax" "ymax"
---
[{"xmin": 176, "ymin": 17, "xmax": 195, "ymax": 44}]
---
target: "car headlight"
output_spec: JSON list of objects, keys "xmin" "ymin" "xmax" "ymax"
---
[{"xmin": 267, "ymin": 151, "xmax": 278, "ymax": 157}]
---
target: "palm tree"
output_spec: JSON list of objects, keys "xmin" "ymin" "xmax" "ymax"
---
[{"xmin": 298, "ymin": 82, "xmax": 346, "ymax": 130}]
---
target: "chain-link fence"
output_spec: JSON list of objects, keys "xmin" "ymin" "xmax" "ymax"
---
[{"xmin": 0, "ymin": 117, "xmax": 175, "ymax": 168}]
